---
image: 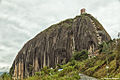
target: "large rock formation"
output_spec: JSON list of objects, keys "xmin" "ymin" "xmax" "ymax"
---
[{"xmin": 10, "ymin": 13, "xmax": 111, "ymax": 79}]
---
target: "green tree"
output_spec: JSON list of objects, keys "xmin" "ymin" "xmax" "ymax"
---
[
  {"xmin": 1, "ymin": 72, "xmax": 12, "ymax": 80},
  {"xmin": 115, "ymin": 40, "xmax": 120, "ymax": 70},
  {"xmin": 73, "ymin": 50, "xmax": 88, "ymax": 61}
]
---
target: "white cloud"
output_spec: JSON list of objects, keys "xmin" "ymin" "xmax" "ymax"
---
[
  {"xmin": 0, "ymin": 66, "xmax": 10, "ymax": 72},
  {"xmin": 0, "ymin": 0, "xmax": 120, "ymax": 72}
]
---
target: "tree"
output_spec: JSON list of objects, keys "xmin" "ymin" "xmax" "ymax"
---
[
  {"xmin": 73, "ymin": 50, "xmax": 88, "ymax": 61},
  {"xmin": 1, "ymin": 72, "xmax": 12, "ymax": 80},
  {"xmin": 115, "ymin": 39, "xmax": 120, "ymax": 70}
]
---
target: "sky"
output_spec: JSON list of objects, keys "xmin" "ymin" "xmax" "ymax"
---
[{"xmin": 0, "ymin": 0, "xmax": 120, "ymax": 72}]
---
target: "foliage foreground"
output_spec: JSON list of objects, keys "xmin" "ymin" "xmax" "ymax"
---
[
  {"xmin": 1, "ymin": 39, "xmax": 120, "ymax": 80},
  {"xmin": 24, "ymin": 39, "xmax": 120, "ymax": 80}
]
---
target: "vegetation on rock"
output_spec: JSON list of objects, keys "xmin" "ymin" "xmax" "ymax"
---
[
  {"xmin": 72, "ymin": 50, "xmax": 88, "ymax": 61},
  {"xmin": 1, "ymin": 39, "xmax": 120, "ymax": 80},
  {"xmin": 10, "ymin": 13, "xmax": 111, "ymax": 79},
  {"xmin": 24, "ymin": 39, "xmax": 120, "ymax": 79}
]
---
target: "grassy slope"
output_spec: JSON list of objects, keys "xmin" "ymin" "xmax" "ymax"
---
[{"xmin": 76, "ymin": 39, "xmax": 120, "ymax": 78}]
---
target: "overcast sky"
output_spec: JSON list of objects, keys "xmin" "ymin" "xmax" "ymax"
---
[{"xmin": 0, "ymin": 0, "xmax": 120, "ymax": 72}]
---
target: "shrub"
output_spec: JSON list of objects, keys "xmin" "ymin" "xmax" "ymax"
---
[
  {"xmin": 40, "ymin": 66, "xmax": 54, "ymax": 76},
  {"xmin": 35, "ymin": 72, "xmax": 41, "ymax": 76},
  {"xmin": 25, "ymin": 75, "xmax": 41, "ymax": 80},
  {"xmin": 73, "ymin": 62, "xmax": 81, "ymax": 70},
  {"xmin": 71, "ymin": 72, "xmax": 80, "ymax": 80},
  {"xmin": 69, "ymin": 60, "xmax": 76, "ymax": 66},
  {"xmin": 85, "ymin": 65, "xmax": 99, "ymax": 76},
  {"xmin": 1, "ymin": 72, "xmax": 12, "ymax": 80},
  {"xmin": 101, "ymin": 42, "xmax": 109, "ymax": 53},
  {"xmin": 66, "ymin": 71, "xmax": 80, "ymax": 80},
  {"xmin": 73, "ymin": 50, "xmax": 88, "ymax": 61},
  {"xmin": 58, "ymin": 66, "xmax": 74, "ymax": 77},
  {"xmin": 57, "ymin": 64, "xmax": 63, "ymax": 69}
]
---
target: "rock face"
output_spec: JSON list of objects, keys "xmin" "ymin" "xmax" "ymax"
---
[{"xmin": 10, "ymin": 13, "xmax": 111, "ymax": 79}]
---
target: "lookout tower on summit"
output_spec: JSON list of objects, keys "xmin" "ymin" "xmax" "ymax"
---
[{"xmin": 81, "ymin": 8, "xmax": 86, "ymax": 14}]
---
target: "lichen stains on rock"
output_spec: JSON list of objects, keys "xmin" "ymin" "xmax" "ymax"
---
[{"xmin": 10, "ymin": 13, "xmax": 111, "ymax": 79}]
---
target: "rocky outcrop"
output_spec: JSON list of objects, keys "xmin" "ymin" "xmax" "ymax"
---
[{"xmin": 10, "ymin": 13, "xmax": 111, "ymax": 79}]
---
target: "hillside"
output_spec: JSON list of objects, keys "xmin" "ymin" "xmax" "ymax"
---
[
  {"xmin": 24, "ymin": 39, "xmax": 120, "ymax": 80},
  {"xmin": 73, "ymin": 39, "xmax": 120, "ymax": 78},
  {"xmin": 10, "ymin": 12, "xmax": 111, "ymax": 79}
]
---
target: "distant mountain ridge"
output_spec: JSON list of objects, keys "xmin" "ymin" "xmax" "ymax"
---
[
  {"xmin": 0, "ymin": 66, "xmax": 9, "ymax": 73},
  {"xmin": 10, "ymin": 12, "xmax": 111, "ymax": 79},
  {"xmin": 0, "ymin": 72, "xmax": 4, "ymax": 75}
]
